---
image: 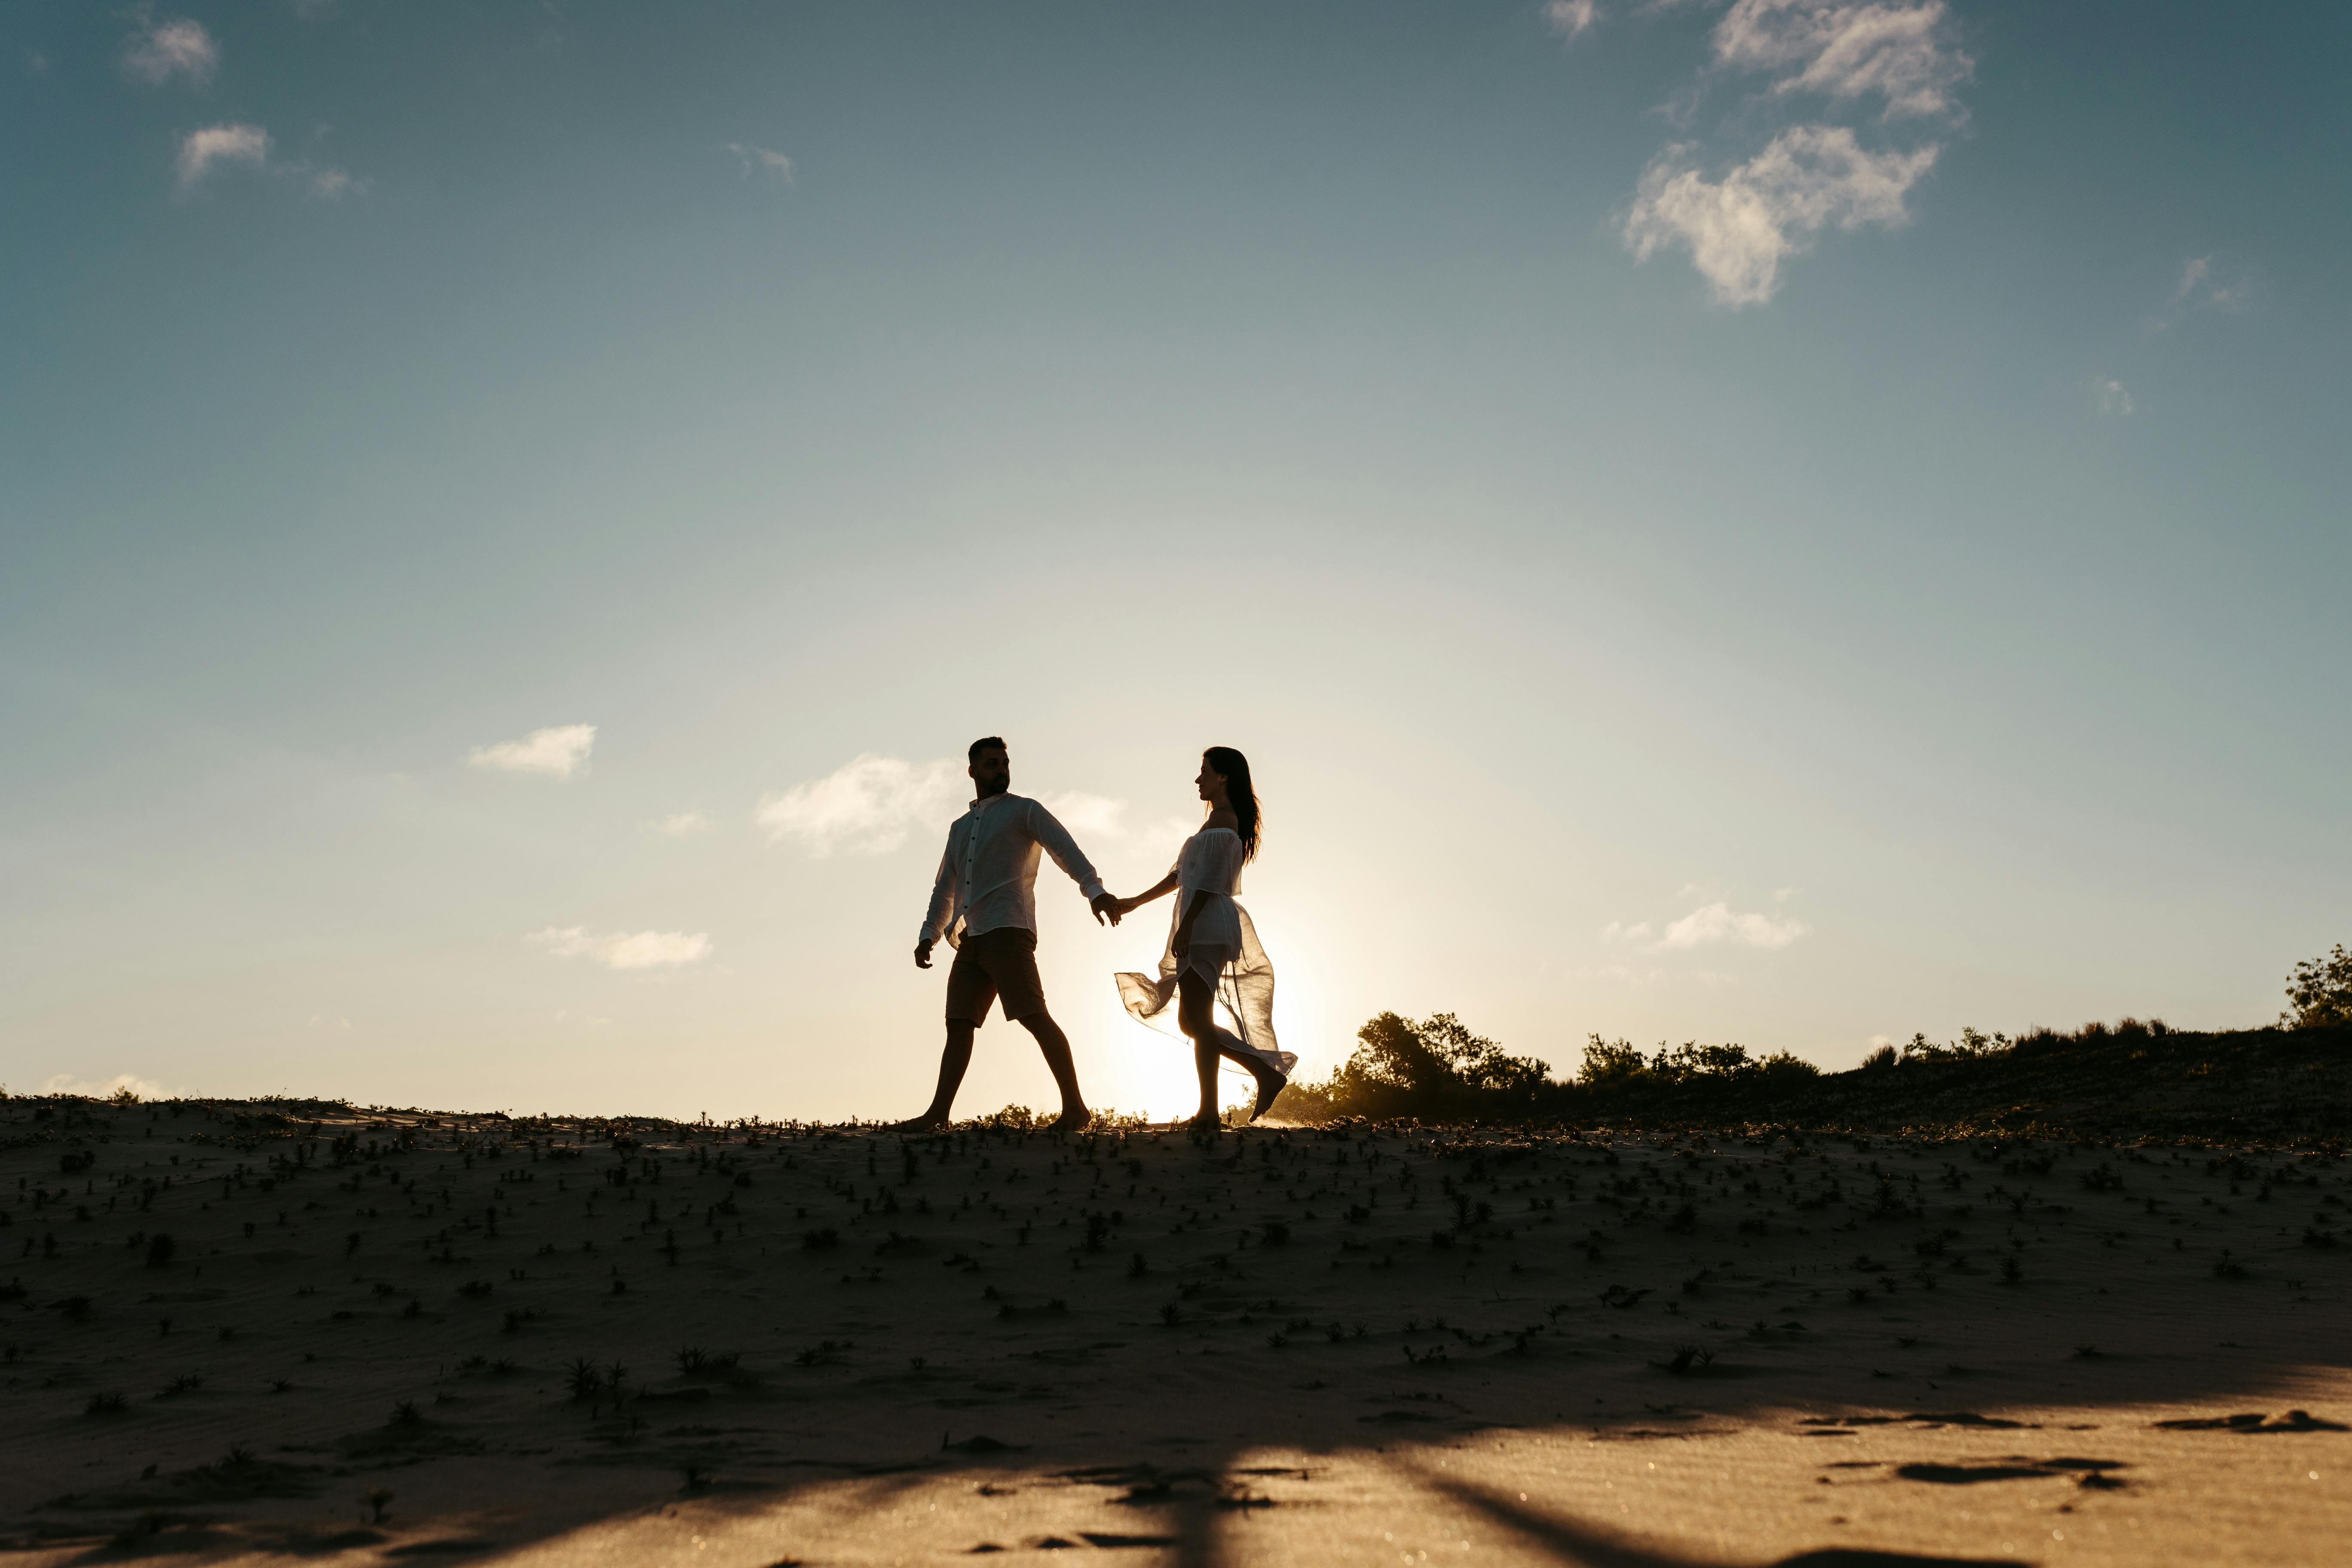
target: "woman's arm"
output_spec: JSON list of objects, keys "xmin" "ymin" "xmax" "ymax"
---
[{"xmin": 1114, "ymin": 871, "xmax": 1181, "ymax": 918}]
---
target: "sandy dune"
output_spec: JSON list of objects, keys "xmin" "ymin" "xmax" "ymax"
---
[{"xmin": 3, "ymin": 1098, "xmax": 2346, "ymax": 1565}]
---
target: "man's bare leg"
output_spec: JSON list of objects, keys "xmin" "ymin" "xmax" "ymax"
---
[
  {"xmin": 892, "ymin": 1020, "xmax": 977, "ymax": 1132},
  {"xmin": 1014, "ymin": 1010, "xmax": 1090, "ymax": 1132}
]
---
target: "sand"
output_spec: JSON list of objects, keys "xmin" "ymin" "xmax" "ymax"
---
[{"xmin": 3, "ymin": 1097, "xmax": 2347, "ymax": 1566}]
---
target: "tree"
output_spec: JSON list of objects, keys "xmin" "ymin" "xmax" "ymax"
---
[
  {"xmin": 1332, "ymin": 1012, "xmax": 1550, "ymax": 1102},
  {"xmin": 1576, "ymin": 1036, "xmax": 1648, "ymax": 1085},
  {"xmin": 2283, "ymin": 943, "xmax": 2352, "ymax": 1029}
]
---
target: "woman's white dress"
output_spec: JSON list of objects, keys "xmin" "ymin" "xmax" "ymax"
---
[{"xmin": 1114, "ymin": 827, "xmax": 1296, "ymax": 1080}]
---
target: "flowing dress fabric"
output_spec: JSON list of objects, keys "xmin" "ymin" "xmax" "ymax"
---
[{"xmin": 1115, "ymin": 828, "xmax": 1297, "ymax": 1080}]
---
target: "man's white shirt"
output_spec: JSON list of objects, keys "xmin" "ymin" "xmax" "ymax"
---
[{"xmin": 919, "ymin": 792, "xmax": 1106, "ymax": 950}]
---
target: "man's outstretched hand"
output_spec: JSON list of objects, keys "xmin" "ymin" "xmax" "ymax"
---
[
  {"xmin": 914, "ymin": 942, "xmax": 934, "ymax": 969},
  {"xmin": 1090, "ymin": 893, "xmax": 1122, "ymax": 928}
]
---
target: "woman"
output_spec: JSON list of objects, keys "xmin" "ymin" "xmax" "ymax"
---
[{"xmin": 1110, "ymin": 747, "xmax": 1297, "ymax": 1130}]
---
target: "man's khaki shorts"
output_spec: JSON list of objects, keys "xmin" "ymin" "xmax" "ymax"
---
[{"xmin": 944, "ymin": 927, "xmax": 1047, "ymax": 1026}]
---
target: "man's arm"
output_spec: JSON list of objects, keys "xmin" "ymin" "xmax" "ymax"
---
[
  {"xmin": 916, "ymin": 832, "xmax": 956, "ymax": 965},
  {"xmin": 1025, "ymin": 799, "xmax": 1119, "ymax": 925}
]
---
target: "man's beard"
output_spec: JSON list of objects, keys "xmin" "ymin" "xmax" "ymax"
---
[{"xmin": 975, "ymin": 778, "xmax": 1010, "ymax": 799}]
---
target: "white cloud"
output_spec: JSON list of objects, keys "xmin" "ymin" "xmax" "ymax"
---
[
  {"xmin": 531, "ymin": 926, "xmax": 711, "ymax": 971},
  {"xmin": 176, "ymin": 122, "xmax": 270, "ymax": 190},
  {"xmin": 468, "ymin": 723, "xmax": 596, "ymax": 779},
  {"xmin": 722, "ymin": 142, "xmax": 795, "ymax": 182},
  {"xmin": 2167, "ymin": 256, "xmax": 2250, "ymax": 316},
  {"xmin": 1655, "ymin": 900, "xmax": 1811, "ymax": 950},
  {"xmin": 652, "ymin": 812, "xmax": 713, "ymax": 836},
  {"xmin": 1575, "ymin": 961, "xmax": 1665, "ymax": 985},
  {"xmin": 1712, "ymin": 0, "xmax": 1971, "ymax": 121},
  {"xmin": 756, "ymin": 755, "xmax": 1139, "ymax": 857},
  {"xmin": 1544, "ymin": 1, "xmax": 1601, "ymax": 43},
  {"xmin": 126, "ymin": 18, "xmax": 218, "ymax": 86},
  {"xmin": 303, "ymin": 165, "xmax": 360, "ymax": 199},
  {"xmin": 1600, "ymin": 919, "xmax": 1655, "ymax": 944},
  {"xmin": 1624, "ymin": 125, "xmax": 1937, "ymax": 305},
  {"xmin": 1037, "ymin": 790, "xmax": 1127, "ymax": 839},
  {"xmin": 2096, "ymin": 377, "xmax": 2134, "ymax": 416},
  {"xmin": 40, "ymin": 1071, "xmax": 176, "ymax": 1101},
  {"xmin": 756, "ymin": 754, "xmax": 963, "ymax": 856}
]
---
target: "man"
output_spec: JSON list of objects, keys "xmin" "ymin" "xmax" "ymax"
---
[{"xmin": 896, "ymin": 737, "xmax": 1121, "ymax": 1133}]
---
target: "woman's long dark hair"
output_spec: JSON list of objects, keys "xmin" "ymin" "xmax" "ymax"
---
[{"xmin": 1204, "ymin": 746, "xmax": 1262, "ymax": 861}]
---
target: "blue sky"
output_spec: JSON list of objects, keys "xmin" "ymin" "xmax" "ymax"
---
[{"xmin": 3, "ymin": 1, "xmax": 2346, "ymax": 1121}]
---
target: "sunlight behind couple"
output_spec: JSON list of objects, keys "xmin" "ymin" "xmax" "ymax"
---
[{"xmin": 1086, "ymin": 912, "xmax": 1336, "ymax": 1123}]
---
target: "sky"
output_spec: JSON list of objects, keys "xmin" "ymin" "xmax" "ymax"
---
[{"xmin": 3, "ymin": 1, "xmax": 2347, "ymax": 1123}]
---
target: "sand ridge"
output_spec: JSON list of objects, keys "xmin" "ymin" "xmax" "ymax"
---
[{"xmin": 2, "ymin": 1096, "xmax": 2347, "ymax": 1565}]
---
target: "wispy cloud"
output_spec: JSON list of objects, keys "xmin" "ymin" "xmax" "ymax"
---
[
  {"xmin": 126, "ymin": 17, "xmax": 218, "ymax": 86},
  {"xmin": 40, "ymin": 1071, "xmax": 177, "ymax": 1100},
  {"xmin": 1605, "ymin": 897, "xmax": 1811, "ymax": 952},
  {"xmin": 530, "ymin": 926, "xmax": 711, "ymax": 971},
  {"xmin": 1626, "ymin": 126, "xmax": 1936, "ymax": 305},
  {"xmin": 1611, "ymin": 0, "xmax": 1964, "ymax": 304},
  {"xmin": 1544, "ymin": 0, "xmax": 1601, "ymax": 44},
  {"xmin": 756, "ymin": 754, "xmax": 963, "ymax": 856},
  {"xmin": 1037, "ymin": 790, "xmax": 1127, "ymax": 839},
  {"xmin": 2095, "ymin": 377, "xmax": 2134, "ymax": 416},
  {"xmin": 721, "ymin": 142, "xmax": 795, "ymax": 182},
  {"xmin": 1655, "ymin": 899, "xmax": 1810, "ymax": 949},
  {"xmin": 652, "ymin": 812, "xmax": 714, "ymax": 836},
  {"xmin": 2155, "ymin": 255, "xmax": 2251, "ymax": 327},
  {"xmin": 299, "ymin": 165, "xmax": 363, "ymax": 199},
  {"xmin": 1712, "ymin": 0, "xmax": 1971, "ymax": 121},
  {"xmin": 755, "ymin": 755, "xmax": 1139, "ymax": 856},
  {"xmin": 176, "ymin": 122, "xmax": 269, "ymax": 190},
  {"xmin": 468, "ymin": 724, "xmax": 596, "ymax": 779}
]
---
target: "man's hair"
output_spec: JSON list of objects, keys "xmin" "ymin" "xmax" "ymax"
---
[{"xmin": 968, "ymin": 736, "xmax": 1007, "ymax": 764}]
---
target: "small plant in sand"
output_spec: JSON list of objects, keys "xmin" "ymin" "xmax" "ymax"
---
[
  {"xmin": 84, "ymin": 1390, "xmax": 127, "ymax": 1415},
  {"xmin": 361, "ymin": 1487, "xmax": 393, "ymax": 1525}
]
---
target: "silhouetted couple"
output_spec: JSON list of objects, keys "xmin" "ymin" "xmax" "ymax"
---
[{"xmin": 896, "ymin": 737, "xmax": 1295, "ymax": 1134}]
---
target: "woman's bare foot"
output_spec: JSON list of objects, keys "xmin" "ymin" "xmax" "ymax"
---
[
  {"xmin": 1047, "ymin": 1107, "xmax": 1092, "ymax": 1133},
  {"xmin": 889, "ymin": 1112, "xmax": 949, "ymax": 1133},
  {"xmin": 1187, "ymin": 1111, "xmax": 1222, "ymax": 1134},
  {"xmin": 1246, "ymin": 1063, "xmax": 1287, "ymax": 1120}
]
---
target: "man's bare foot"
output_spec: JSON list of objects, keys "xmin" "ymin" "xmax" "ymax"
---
[
  {"xmin": 889, "ymin": 1112, "xmax": 949, "ymax": 1133},
  {"xmin": 1047, "ymin": 1108, "xmax": 1091, "ymax": 1133}
]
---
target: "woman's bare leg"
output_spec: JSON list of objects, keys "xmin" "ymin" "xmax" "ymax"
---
[
  {"xmin": 1178, "ymin": 971, "xmax": 1221, "ymax": 1127},
  {"xmin": 1179, "ymin": 972, "xmax": 1284, "ymax": 1122},
  {"xmin": 1225, "ymin": 1048, "xmax": 1286, "ymax": 1118}
]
